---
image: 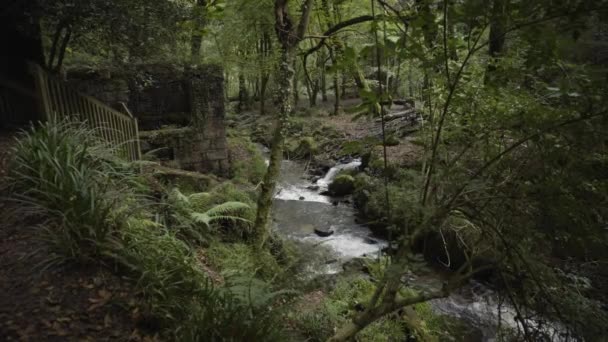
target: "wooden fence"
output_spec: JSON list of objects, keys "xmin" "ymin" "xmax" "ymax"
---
[{"xmin": 29, "ymin": 63, "xmax": 141, "ymax": 161}]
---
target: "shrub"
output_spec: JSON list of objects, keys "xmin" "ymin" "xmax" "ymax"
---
[
  {"xmin": 7, "ymin": 121, "xmax": 136, "ymax": 265},
  {"xmin": 292, "ymin": 277, "xmax": 407, "ymax": 341},
  {"xmin": 206, "ymin": 242, "xmax": 283, "ymax": 281},
  {"xmin": 228, "ymin": 136, "xmax": 267, "ymax": 184},
  {"xmin": 287, "ymin": 136, "xmax": 318, "ymax": 159},
  {"xmin": 164, "ymin": 188, "xmax": 252, "ymax": 245},
  {"xmin": 110, "ymin": 218, "xmax": 288, "ymax": 341}
]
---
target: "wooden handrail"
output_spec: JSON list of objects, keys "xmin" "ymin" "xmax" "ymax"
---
[{"xmin": 28, "ymin": 62, "xmax": 141, "ymax": 161}]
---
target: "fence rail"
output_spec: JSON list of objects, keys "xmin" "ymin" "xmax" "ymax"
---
[{"xmin": 29, "ymin": 63, "xmax": 141, "ymax": 161}]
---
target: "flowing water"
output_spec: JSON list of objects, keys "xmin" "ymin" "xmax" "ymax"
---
[
  {"xmin": 267, "ymin": 153, "xmax": 567, "ymax": 341},
  {"xmin": 272, "ymin": 158, "xmax": 387, "ymax": 274}
]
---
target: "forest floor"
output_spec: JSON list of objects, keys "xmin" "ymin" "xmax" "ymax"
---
[
  {"xmin": 233, "ymin": 94, "xmax": 424, "ymax": 168},
  {"xmin": 0, "ymin": 129, "xmax": 156, "ymax": 341}
]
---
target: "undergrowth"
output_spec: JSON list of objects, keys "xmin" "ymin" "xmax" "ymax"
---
[{"xmin": 6, "ymin": 121, "xmax": 291, "ymax": 340}]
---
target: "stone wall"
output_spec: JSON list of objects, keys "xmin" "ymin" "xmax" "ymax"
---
[{"xmin": 66, "ymin": 64, "xmax": 228, "ymax": 175}]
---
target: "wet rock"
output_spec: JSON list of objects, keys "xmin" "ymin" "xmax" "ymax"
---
[
  {"xmin": 365, "ymin": 238, "xmax": 378, "ymax": 245},
  {"xmin": 311, "ymin": 176, "xmax": 321, "ymax": 184},
  {"xmin": 342, "ymin": 258, "xmax": 369, "ymax": 274},
  {"xmin": 329, "ymin": 174, "xmax": 356, "ymax": 196},
  {"xmin": 299, "ymin": 196, "xmax": 305, "ymax": 200},
  {"xmin": 332, "ymin": 201, "xmax": 339, "ymax": 206},
  {"xmin": 314, "ymin": 227, "xmax": 334, "ymax": 237},
  {"xmin": 325, "ymin": 259, "xmax": 338, "ymax": 265},
  {"xmin": 307, "ymin": 185, "xmax": 320, "ymax": 191}
]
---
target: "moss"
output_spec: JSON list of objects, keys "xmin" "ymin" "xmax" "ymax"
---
[
  {"xmin": 287, "ymin": 136, "xmax": 318, "ymax": 159},
  {"xmin": 329, "ymin": 174, "xmax": 356, "ymax": 196},
  {"xmin": 353, "ymin": 170, "xmax": 424, "ymax": 237},
  {"xmin": 384, "ymin": 135, "xmax": 400, "ymax": 146},
  {"xmin": 228, "ymin": 136, "xmax": 266, "ymax": 184}
]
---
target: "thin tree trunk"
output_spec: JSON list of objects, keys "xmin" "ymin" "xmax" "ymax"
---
[
  {"xmin": 53, "ymin": 26, "xmax": 72, "ymax": 73},
  {"xmin": 254, "ymin": 49, "xmax": 294, "ymax": 247},
  {"xmin": 329, "ymin": 47, "xmax": 341, "ymax": 116},
  {"xmin": 190, "ymin": 0, "xmax": 207, "ymax": 62},
  {"xmin": 238, "ymin": 71, "xmax": 248, "ymax": 112},
  {"xmin": 486, "ymin": 0, "xmax": 508, "ymax": 83},
  {"xmin": 293, "ymin": 58, "xmax": 300, "ymax": 108},
  {"xmin": 254, "ymin": 0, "xmax": 314, "ymax": 246}
]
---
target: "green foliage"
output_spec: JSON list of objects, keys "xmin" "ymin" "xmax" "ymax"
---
[
  {"xmin": 163, "ymin": 182, "xmax": 257, "ymax": 243},
  {"xmin": 165, "ymin": 188, "xmax": 252, "ymax": 245},
  {"xmin": 328, "ymin": 174, "xmax": 356, "ymax": 196},
  {"xmin": 109, "ymin": 217, "xmax": 288, "ymax": 341},
  {"xmin": 287, "ymin": 136, "xmax": 318, "ymax": 159},
  {"xmin": 7, "ymin": 121, "xmax": 137, "ymax": 265},
  {"xmin": 353, "ymin": 170, "xmax": 424, "ymax": 232},
  {"xmin": 292, "ymin": 277, "xmax": 407, "ymax": 341},
  {"xmin": 206, "ymin": 242, "xmax": 282, "ymax": 281},
  {"xmin": 228, "ymin": 136, "xmax": 267, "ymax": 184}
]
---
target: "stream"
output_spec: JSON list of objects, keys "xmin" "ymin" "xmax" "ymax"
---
[{"xmin": 267, "ymin": 154, "xmax": 568, "ymax": 341}]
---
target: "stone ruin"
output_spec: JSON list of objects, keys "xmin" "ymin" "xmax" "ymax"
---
[{"xmin": 67, "ymin": 64, "xmax": 228, "ymax": 174}]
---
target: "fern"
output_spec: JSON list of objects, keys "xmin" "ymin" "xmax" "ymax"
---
[{"xmin": 165, "ymin": 188, "xmax": 252, "ymax": 244}]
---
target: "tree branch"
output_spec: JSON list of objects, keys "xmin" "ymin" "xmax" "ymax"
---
[
  {"xmin": 296, "ymin": 0, "xmax": 314, "ymax": 42},
  {"xmin": 303, "ymin": 15, "xmax": 378, "ymax": 57}
]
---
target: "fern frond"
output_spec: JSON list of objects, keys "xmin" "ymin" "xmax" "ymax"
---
[{"xmin": 204, "ymin": 201, "xmax": 250, "ymax": 217}]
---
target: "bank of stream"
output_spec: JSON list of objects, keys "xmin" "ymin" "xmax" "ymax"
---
[{"xmin": 267, "ymin": 151, "xmax": 567, "ymax": 341}]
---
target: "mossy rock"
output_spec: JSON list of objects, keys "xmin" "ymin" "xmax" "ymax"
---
[
  {"xmin": 288, "ymin": 136, "xmax": 318, "ymax": 159},
  {"xmin": 328, "ymin": 174, "xmax": 356, "ymax": 196},
  {"xmin": 384, "ymin": 135, "xmax": 400, "ymax": 146}
]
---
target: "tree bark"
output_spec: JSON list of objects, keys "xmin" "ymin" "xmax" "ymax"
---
[
  {"xmin": 190, "ymin": 0, "xmax": 208, "ymax": 62},
  {"xmin": 237, "ymin": 71, "xmax": 249, "ymax": 112},
  {"xmin": 486, "ymin": 0, "xmax": 508, "ymax": 83},
  {"xmin": 254, "ymin": 0, "xmax": 314, "ymax": 247}
]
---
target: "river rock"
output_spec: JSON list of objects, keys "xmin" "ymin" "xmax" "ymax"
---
[
  {"xmin": 299, "ymin": 196, "xmax": 305, "ymax": 200},
  {"xmin": 328, "ymin": 174, "xmax": 356, "ymax": 196},
  {"xmin": 307, "ymin": 185, "xmax": 320, "ymax": 191},
  {"xmin": 314, "ymin": 227, "xmax": 334, "ymax": 237},
  {"xmin": 342, "ymin": 258, "xmax": 370, "ymax": 274},
  {"xmin": 365, "ymin": 238, "xmax": 378, "ymax": 245}
]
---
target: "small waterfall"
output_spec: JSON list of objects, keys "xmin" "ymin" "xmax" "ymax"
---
[
  {"xmin": 270, "ymin": 157, "xmax": 385, "ymax": 274},
  {"xmin": 316, "ymin": 159, "xmax": 362, "ymax": 189}
]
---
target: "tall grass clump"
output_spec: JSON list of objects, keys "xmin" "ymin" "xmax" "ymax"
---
[{"xmin": 7, "ymin": 121, "xmax": 135, "ymax": 265}]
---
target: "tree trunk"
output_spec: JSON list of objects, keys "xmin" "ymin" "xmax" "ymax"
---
[
  {"xmin": 293, "ymin": 58, "xmax": 300, "ymax": 108},
  {"xmin": 329, "ymin": 48, "xmax": 341, "ymax": 116},
  {"xmin": 486, "ymin": 0, "xmax": 508, "ymax": 83},
  {"xmin": 321, "ymin": 55, "xmax": 328, "ymax": 102},
  {"xmin": 254, "ymin": 0, "xmax": 313, "ymax": 246},
  {"xmin": 260, "ymin": 74, "xmax": 269, "ymax": 115},
  {"xmin": 237, "ymin": 72, "xmax": 249, "ymax": 112},
  {"xmin": 254, "ymin": 49, "xmax": 294, "ymax": 247},
  {"xmin": 190, "ymin": 0, "xmax": 207, "ymax": 62}
]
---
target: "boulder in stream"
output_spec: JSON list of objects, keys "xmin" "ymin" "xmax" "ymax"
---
[
  {"xmin": 328, "ymin": 174, "xmax": 356, "ymax": 196},
  {"xmin": 314, "ymin": 227, "xmax": 335, "ymax": 237}
]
